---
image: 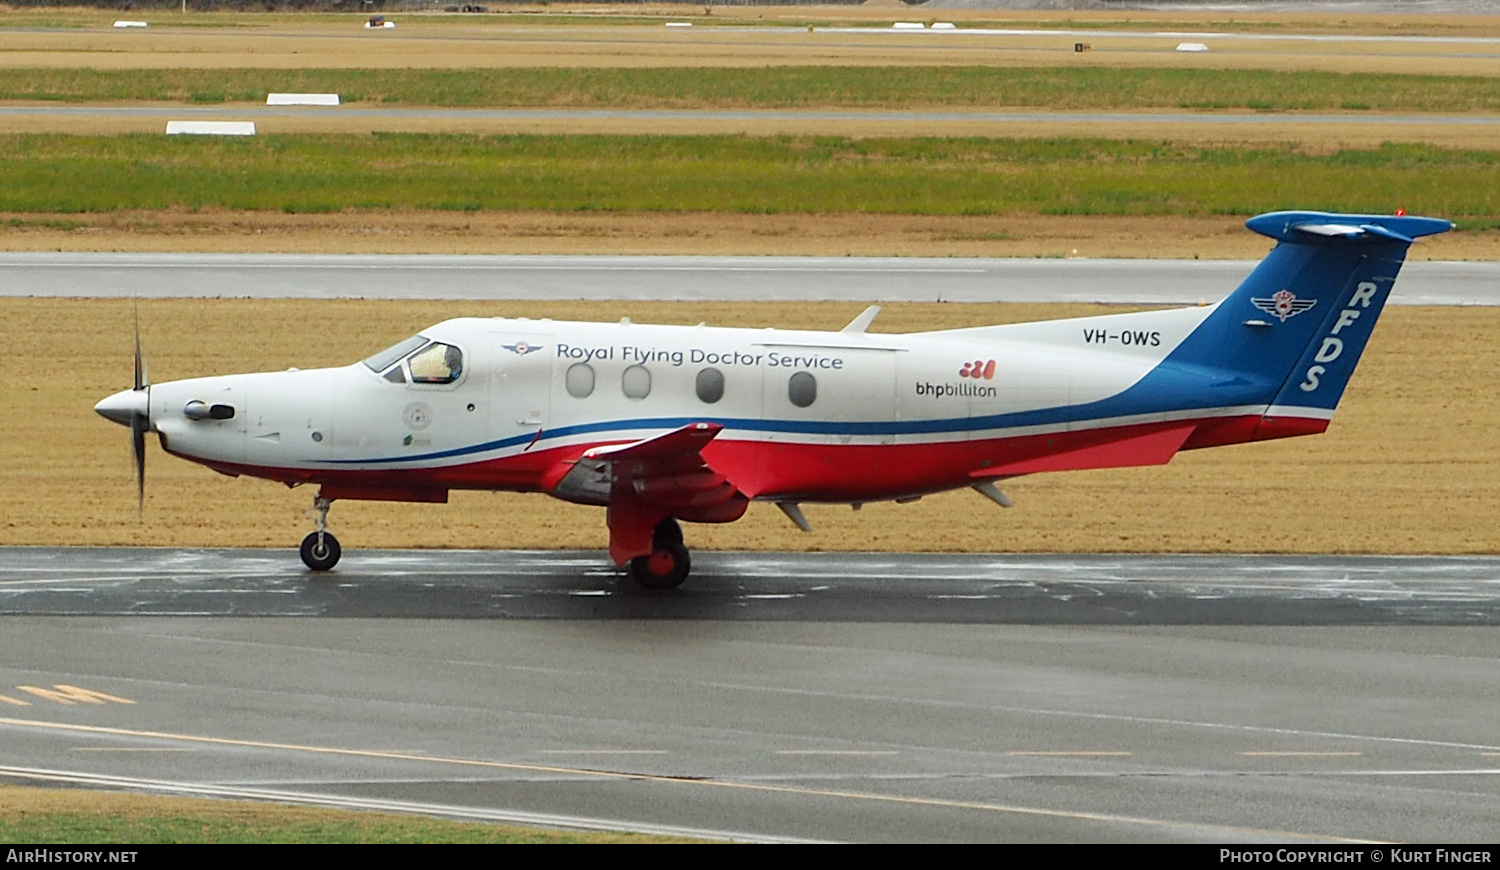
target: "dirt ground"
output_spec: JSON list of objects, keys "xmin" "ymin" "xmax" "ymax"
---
[
  {"xmin": 0, "ymin": 784, "xmax": 645, "ymax": 842},
  {"xmin": 3, "ymin": 210, "xmax": 1495, "ymax": 259},
  {"xmin": 5, "ymin": 109, "xmax": 1500, "ymax": 152},
  {"xmin": 9, "ymin": 298, "xmax": 1497, "ymax": 556},
  {"xmin": 3, "ymin": 7, "xmax": 1499, "ymax": 74}
]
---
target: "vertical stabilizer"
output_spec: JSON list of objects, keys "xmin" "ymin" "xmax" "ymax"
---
[{"xmin": 1172, "ymin": 211, "xmax": 1450, "ymax": 445}]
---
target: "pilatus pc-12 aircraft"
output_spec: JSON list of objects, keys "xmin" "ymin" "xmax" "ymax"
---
[{"xmin": 96, "ymin": 211, "xmax": 1450, "ymax": 588}]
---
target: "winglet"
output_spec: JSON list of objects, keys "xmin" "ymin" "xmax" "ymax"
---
[{"xmin": 840, "ymin": 305, "xmax": 881, "ymax": 335}]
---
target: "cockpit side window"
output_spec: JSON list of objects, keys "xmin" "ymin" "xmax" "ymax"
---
[
  {"xmin": 407, "ymin": 342, "xmax": 464, "ymax": 384},
  {"xmin": 362, "ymin": 335, "xmax": 429, "ymax": 373}
]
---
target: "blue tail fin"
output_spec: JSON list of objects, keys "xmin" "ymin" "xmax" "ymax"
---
[{"xmin": 1168, "ymin": 211, "xmax": 1450, "ymax": 416}]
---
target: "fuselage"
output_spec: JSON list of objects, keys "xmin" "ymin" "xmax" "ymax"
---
[{"xmin": 138, "ymin": 303, "xmax": 1309, "ymax": 507}]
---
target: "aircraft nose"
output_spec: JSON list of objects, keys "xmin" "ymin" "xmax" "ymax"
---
[{"xmin": 95, "ymin": 389, "xmax": 148, "ymax": 428}]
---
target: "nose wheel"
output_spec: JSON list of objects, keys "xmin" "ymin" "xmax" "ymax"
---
[
  {"xmin": 300, "ymin": 530, "xmax": 341, "ymax": 571},
  {"xmin": 300, "ymin": 493, "xmax": 341, "ymax": 571}
]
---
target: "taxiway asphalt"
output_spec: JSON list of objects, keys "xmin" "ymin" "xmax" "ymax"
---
[
  {"xmin": 5, "ymin": 548, "xmax": 1500, "ymax": 624},
  {"xmin": 3, "ymin": 253, "xmax": 1496, "ymax": 305},
  {"xmin": 2, "ymin": 548, "xmax": 1498, "ymax": 842}
]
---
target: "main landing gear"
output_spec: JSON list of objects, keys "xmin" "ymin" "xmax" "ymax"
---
[
  {"xmin": 300, "ymin": 493, "xmax": 341, "ymax": 571},
  {"xmin": 627, "ymin": 518, "xmax": 690, "ymax": 590},
  {"xmin": 295, "ymin": 494, "xmax": 692, "ymax": 585}
]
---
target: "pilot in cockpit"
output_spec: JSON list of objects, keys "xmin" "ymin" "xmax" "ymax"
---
[{"xmin": 408, "ymin": 342, "xmax": 463, "ymax": 384}]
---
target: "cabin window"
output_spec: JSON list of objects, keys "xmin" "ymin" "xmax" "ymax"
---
[
  {"xmin": 622, "ymin": 365, "xmax": 652, "ymax": 400},
  {"xmin": 566, "ymin": 363, "xmax": 595, "ymax": 399},
  {"xmin": 788, "ymin": 371, "xmax": 817, "ymax": 408},
  {"xmin": 407, "ymin": 342, "xmax": 464, "ymax": 384},
  {"xmin": 382, "ymin": 366, "xmax": 406, "ymax": 384},
  {"xmin": 695, "ymin": 368, "xmax": 725, "ymax": 404}
]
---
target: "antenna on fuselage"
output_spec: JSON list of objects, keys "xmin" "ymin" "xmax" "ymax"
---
[
  {"xmin": 972, "ymin": 482, "xmax": 1014, "ymax": 508},
  {"xmin": 776, "ymin": 502, "xmax": 813, "ymax": 532}
]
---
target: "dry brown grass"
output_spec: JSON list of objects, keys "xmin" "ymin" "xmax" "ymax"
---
[
  {"xmin": 0, "ymin": 34, "xmax": 1491, "ymax": 78},
  {"xmin": 2, "ymin": 9, "xmax": 1499, "ymax": 75},
  {"xmin": 0, "ymin": 784, "xmax": 681, "ymax": 842},
  {"xmin": 3, "ymin": 210, "xmax": 1497, "ymax": 260},
  {"xmin": 0, "ymin": 784, "xmax": 387, "ymax": 822},
  {"xmin": 9, "ymin": 298, "xmax": 1496, "ymax": 556},
  {"xmin": 4, "ymin": 110, "xmax": 1499, "ymax": 152}
]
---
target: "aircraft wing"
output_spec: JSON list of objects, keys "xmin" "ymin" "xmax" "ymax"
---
[
  {"xmin": 580, "ymin": 421, "xmax": 725, "ymax": 464},
  {"xmin": 548, "ymin": 422, "xmax": 749, "ymax": 566}
]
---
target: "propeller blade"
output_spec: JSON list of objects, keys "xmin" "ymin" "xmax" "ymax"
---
[
  {"xmin": 131, "ymin": 298, "xmax": 149, "ymax": 512},
  {"xmin": 131, "ymin": 412, "xmax": 147, "ymax": 513},
  {"xmin": 133, "ymin": 300, "xmax": 148, "ymax": 390}
]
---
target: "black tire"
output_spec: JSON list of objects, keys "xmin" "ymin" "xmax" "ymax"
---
[
  {"xmin": 628, "ymin": 542, "xmax": 690, "ymax": 590},
  {"xmin": 300, "ymin": 531, "xmax": 341, "ymax": 571},
  {"xmin": 653, "ymin": 517, "xmax": 684, "ymax": 549}
]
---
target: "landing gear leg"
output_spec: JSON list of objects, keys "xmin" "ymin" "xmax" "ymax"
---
[
  {"xmin": 300, "ymin": 493, "xmax": 341, "ymax": 571},
  {"xmin": 628, "ymin": 518, "xmax": 690, "ymax": 590}
]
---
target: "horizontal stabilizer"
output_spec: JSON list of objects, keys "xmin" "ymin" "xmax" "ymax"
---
[{"xmin": 1246, "ymin": 211, "xmax": 1452, "ymax": 245}]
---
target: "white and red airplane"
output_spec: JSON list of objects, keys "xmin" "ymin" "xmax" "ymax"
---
[{"xmin": 96, "ymin": 210, "xmax": 1450, "ymax": 588}]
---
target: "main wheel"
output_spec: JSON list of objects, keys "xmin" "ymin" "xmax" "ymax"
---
[
  {"xmin": 628, "ymin": 542, "xmax": 690, "ymax": 590},
  {"xmin": 300, "ymin": 531, "xmax": 341, "ymax": 571},
  {"xmin": 653, "ymin": 517, "xmax": 684, "ymax": 549}
]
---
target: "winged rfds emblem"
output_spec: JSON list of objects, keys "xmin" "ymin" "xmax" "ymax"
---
[{"xmin": 1251, "ymin": 289, "xmax": 1317, "ymax": 322}]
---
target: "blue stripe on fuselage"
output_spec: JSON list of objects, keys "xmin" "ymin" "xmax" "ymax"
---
[{"xmin": 319, "ymin": 360, "xmax": 1253, "ymax": 466}]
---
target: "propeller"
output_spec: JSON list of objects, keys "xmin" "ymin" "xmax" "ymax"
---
[
  {"xmin": 130, "ymin": 311, "xmax": 148, "ymax": 511},
  {"xmin": 95, "ymin": 302, "xmax": 152, "ymax": 513}
]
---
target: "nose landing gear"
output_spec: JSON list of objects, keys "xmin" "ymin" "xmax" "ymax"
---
[{"xmin": 300, "ymin": 493, "xmax": 341, "ymax": 571}]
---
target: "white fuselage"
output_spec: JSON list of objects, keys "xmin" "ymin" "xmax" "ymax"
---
[{"xmin": 144, "ymin": 306, "xmax": 1256, "ymax": 506}]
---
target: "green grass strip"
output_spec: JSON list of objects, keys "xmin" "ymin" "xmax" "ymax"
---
[
  {"xmin": 3, "ymin": 66, "xmax": 1499, "ymax": 112},
  {"xmin": 3, "ymin": 134, "xmax": 1497, "ymax": 219}
]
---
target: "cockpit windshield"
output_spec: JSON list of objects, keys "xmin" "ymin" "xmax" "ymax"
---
[
  {"xmin": 362, "ymin": 335, "xmax": 464, "ymax": 385},
  {"xmin": 362, "ymin": 335, "xmax": 429, "ymax": 373}
]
